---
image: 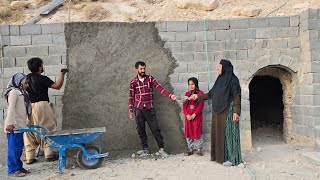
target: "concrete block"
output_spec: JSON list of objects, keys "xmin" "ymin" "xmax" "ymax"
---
[
  {"xmin": 16, "ymin": 57, "xmax": 30, "ymax": 67},
  {"xmin": 32, "ymin": 34, "xmax": 53, "ymax": 45},
  {"xmin": 188, "ymin": 62, "xmax": 213, "ymax": 73},
  {"xmin": 9, "ymin": 25, "xmax": 19, "ymax": 35},
  {"xmin": 44, "ymin": 65, "xmax": 66, "ymax": 76},
  {"xmin": 288, "ymin": 38, "xmax": 300, "ymax": 48},
  {"xmin": 172, "ymin": 53, "xmax": 194, "ymax": 62},
  {"xmin": 268, "ymin": 17, "xmax": 290, "ymax": 27},
  {"xmin": 310, "ymin": 40, "xmax": 320, "ymax": 50},
  {"xmin": 188, "ymin": 21, "xmax": 207, "ymax": 32},
  {"xmin": 307, "ymin": 19, "xmax": 320, "ymax": 30},
  {"xmin": 311, "ymin": 51, "xmax": 320, "ymax": 61},
  {"xmin": 0, "ymin": 57, "xmax": 15, "ymax": 68},
  {"xmin": 43, "ymin": 55, "xmax": 62, "ymax": 66},
  {"xmin": 248, "ymin": 49, "xmax": 269, "ymax": 60},
  {"xmin": 48, "ymin": 88, "xmax": 64, "ymax": 96},
  {"xmin": 198, "ymin": 71, "xmax": 218, "ymax": 82},
  {"xmin": 167, "ymin": 21, "xmax": 188, "ymax": 32},
  {"xmin": 174, "ymin": 63, "xmax": 188, "ymax": 73},
  {"xmin": 229, "ymin": 19, "xmax": 249, "ymax": 29},
  {"xmin": 235, "ymin": 29, "xmax": 256, "ymax": 39},
  {"xmin": 305, "ymin": 116, "xmax": 316, "ymax": 127},
  {"xmin": 240, "ymin": 120, "xmax": 251, "ymax": 130},
  {"xmin": 178, "ymin": 73, "xmax": 199, "ymax": 83},
  {"xmin": 275, "ymin": 27, "xmax": 299, "ymax": 38},
  {"xmin": 164, "ymin": 42, "xmax": 182, "ymax": 53},
  {"xmin": 155, "ymin": 21, "xmax": 167, "ymax": 32},
  {"xmin": 175, "ymin": 32, "xmax": 196, "ymax": 41},
  {"xmin": 226, "ymin": 40, "xmax": 248, "ymax": 50},
  {"xmin": 182, "ymin": 42, "xmax": 203, "ymax": 52},
  {"xmin": 215, "ymin": 30, "xmax": 235, "ymax": 40},
  {"xmin": 1, "ymin": 36, "xmax": 11, "ymax": 46},
  {"xmin": 169, "ymin": 73, "xmax": 179, "ymax": 83},
  {"xmin": 256, "ymin": 29, "xmax": 276, "ymax": 39},
  {"xmin": 0, "ymin": 98, "xmax": 6, "ymax": 110},
  {"xmin": 196, "ymin": 31, "xmax": 215, "ymax": 41},
  {"xmin": 253, "ymin": 39, "xmax": 268, "ymax": 48},
  {"xmin": 26, "ymin": 46, "xmax": 49, "ymax": 56},
  {"xmin": 194, "ymin": 52, "xmax": 214, "ymax": 62},
  {"xmin": 290, "ymin": 16, "xmax": 300, "ymax": 26},
  {"xmin": 49, "ymin": 45, "xmax": 66, "ymax": 55},
  {"xmin": 203, "ymin": 122, "xmax": 211, "ymax": 133},
  {"xmin": 267, "ymin": 39, "xmax": 288, "ymax": 49},
  {"xmin": 214, "ymin": 51, "xmax": 237, "ymax": 61},
  {"xmin": 207, "ymin": 41, "xmax": 225, "ymax": 51},
  {"xmin": 61, "ymin": 55, "xmax": 66, "ymax": 65},
  {"xmin": 55, "ymin": 96, "xmax": 63, "ymax": 106},
  {"xmin": 23, "ymin": 67, "xmax": 31, "ymax": 74},
  {"xmin": 208, "ymin": 19, "xmax": 229, "ymax": 30},
  {"xmin": 3, "ymin": 46, "xmax": 26, "ymax": 58},
  {"xmin": 0, "ymin": 25, "xmax": 9, "ymax": 35},
  {"xmin": 159, "ymin": 32, "xmax": 175, "ymax": 41},
  {"xmin": 237, "ymin": 50, "xmax": 248, "ymax": 60},
  {"xmin": 240, "ymin": 111, "xmax": 250, "ymax": 121},
  {"xmin": 3, "ymin": 67, "xmax": 24, "ymax": 78},
  {"xmin": 10, "ymin": 35, "xmax": 31, "ymax": 45},
  {"xmin": 249, "ymin": 17, "xmax": 269, "ymax": 28},
  {"xmin": 41, "ymin": 23, "xmax": 64, "ymax": 34},
  {"xmin": 171, "ymin": 83, "xmax": 187, "ymax": 94},
  {"xmin": 20, "ymin": 25, "xmax": 41, "ymax": 35},
  {"xmin": 52, "ymin": 34, "xmax": 65, "ymax": 44}
]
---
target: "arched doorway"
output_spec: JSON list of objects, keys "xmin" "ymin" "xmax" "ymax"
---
[{"xmin": 249, "ymin": 66, "xmax": 294, "ymax": 144}]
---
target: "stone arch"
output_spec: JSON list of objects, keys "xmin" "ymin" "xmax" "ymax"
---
[{"xmin": 249, "ymin": 65, "xmax": 296, "ymax": 142}]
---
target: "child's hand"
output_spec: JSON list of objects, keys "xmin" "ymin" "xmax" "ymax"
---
[
  {"xmin": 186, "ymin": 114, "xmax": 192, "ymax": 121},
  {"xmin": 6, "ymin": 125, "xmax": 15, "ymax": 132},
  {"xmin": 190, "ymin": 113, "xmax": 196, "ymax": 120}
]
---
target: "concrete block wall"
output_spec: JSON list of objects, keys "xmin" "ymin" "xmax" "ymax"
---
[
  {"xmin": 0, "ymin": 23, "xmax": 66, "ymax": 131},
  {"xmin": 292, "ymin": 9, "xmax": 320, "ymax": 140},
  {"xmin": 0, "ymin": 23, "xmax": 66, "ymax": 166},
  {"xmin": 156, "ymin": 15, "xmax": 302, "ymax": 150}
]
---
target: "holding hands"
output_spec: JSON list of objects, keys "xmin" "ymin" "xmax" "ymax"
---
[{"xmin": 188, "ymin": 94, "xmax": 198, "ymax": 100}]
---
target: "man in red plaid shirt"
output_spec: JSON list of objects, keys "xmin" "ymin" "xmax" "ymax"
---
[{"xmin": 129, "ymin": 61, "xmax": 177, "ymax": 157}]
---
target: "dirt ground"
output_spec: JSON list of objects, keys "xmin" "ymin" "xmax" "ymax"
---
[
  {"xmin": 1, "ymin": 0, "xmax": 320, "ymax": 24},
  {"xmin": 0, "ymin": 128, "xmax": 319, "ymax": 180}
]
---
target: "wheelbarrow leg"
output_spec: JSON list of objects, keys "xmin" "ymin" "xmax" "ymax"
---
[{"xmin": 58, "ymin": 147, "xmax": 67, "ymax": 173}]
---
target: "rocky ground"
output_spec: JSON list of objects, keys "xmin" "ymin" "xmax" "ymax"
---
[
  {"xmin": 1, "ymin": 0, "xmax": 320, "ymax": 24},
  {"xmin": 0, "ymin": 128, "xmax": 319, "ymax": 180}
]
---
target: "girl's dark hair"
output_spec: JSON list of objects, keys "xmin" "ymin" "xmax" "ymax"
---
[{"xmin": 186, "ymin": 77, "xmax": 199, "ymax": 107}]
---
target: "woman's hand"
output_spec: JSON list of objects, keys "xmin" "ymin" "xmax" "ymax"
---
[
  {"xmin": 233, "ymin": 113, "xmax": 240, "ymax": 122},
  {"xmin": 186, "ymin": 114, "xmax": 192, "ymax": 121},
  {"xmin": 6, "ymin": 125, "xmax": 15, "ymax": 132}
]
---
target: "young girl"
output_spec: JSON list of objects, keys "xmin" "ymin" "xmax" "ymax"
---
[
  {"xmin": 4, "ymin": 73, "xmax": 32, "ymax": 177},
  {"xmin": 183, "ymin": 77, "xmax": 204, "ymax": 156}
]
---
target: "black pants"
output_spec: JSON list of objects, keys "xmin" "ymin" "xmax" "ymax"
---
[{"xmin": 135, "ymin": 108, "xmax": 164, "ymax": 149}]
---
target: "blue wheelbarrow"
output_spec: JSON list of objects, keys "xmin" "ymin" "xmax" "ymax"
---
[{"xmin": 14, "ymin": 125, "xmax": 109, "ymax": 173}]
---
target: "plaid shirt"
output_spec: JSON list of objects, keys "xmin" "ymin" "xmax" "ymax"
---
[{"xmin": 129, "ymin": 75, "xmax": 171, "ymax": 113}]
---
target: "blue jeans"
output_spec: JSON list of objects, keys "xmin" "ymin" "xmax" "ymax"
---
[{"xmin": 7, "ymin": 132, "xmax": 24, "ymax": 174}]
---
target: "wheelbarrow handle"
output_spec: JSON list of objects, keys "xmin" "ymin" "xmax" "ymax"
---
[{"xmin": 13, "ymin": 125, "xmax": 50, "ymax": 135}]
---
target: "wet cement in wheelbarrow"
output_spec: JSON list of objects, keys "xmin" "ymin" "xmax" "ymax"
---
[{"xmin": 62, "ymin": 22, "xmax": 186, "ymax": 156}]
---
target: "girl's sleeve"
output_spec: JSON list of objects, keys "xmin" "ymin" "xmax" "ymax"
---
[{"xmin": 5, "ymin": 91, "xmax": 18, "ymax": 126}]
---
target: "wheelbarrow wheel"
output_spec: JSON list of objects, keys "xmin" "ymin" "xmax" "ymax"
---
[{"xmin": 77, "ymin": 145, "xmax": 104, "ymax": 169}]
